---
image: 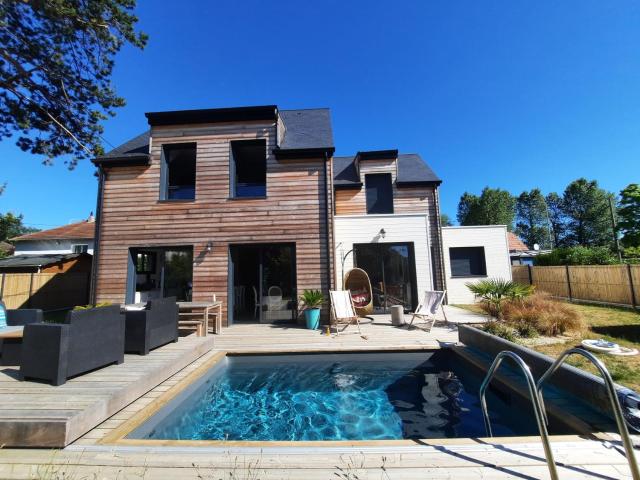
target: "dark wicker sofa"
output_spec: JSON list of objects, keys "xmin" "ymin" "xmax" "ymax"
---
[
  {"xmin": 0, "ymin": 305, "xmax": 43, "ymax": 366},
  {"xmin": 20, "ymin": 305, "xmax": 125, "ymax": 385},
  {"xmin": 125, "ymin": 296, "xmax": 179, "ymax": 355}
]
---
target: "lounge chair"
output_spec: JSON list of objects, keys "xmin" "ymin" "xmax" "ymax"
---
[
  {"xmin": 20, "ymin": 305, "xmax": 125, "ymax": 386},
  {"xmin": 329, "ymin": 290, "xmax": 362, "ymax": 336},
  {"xmin": 0, "ymin": 301, "xmax": 43, "ymax": 366},
  {"xmin": 125, "ymin": 297, "xmax": 179, "ymax": 355},
  {"xmin": 407, "ymin": 290, "xmax": 448, "ymax": 332}
]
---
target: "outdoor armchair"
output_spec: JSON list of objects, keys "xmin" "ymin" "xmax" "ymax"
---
[
  {"xmin": 20, "ymin": 305, "xmax": 125, "ymax": 386},
  {"xmin": 125, "ymin": 296, "xmax": 179, "ymax": 355},
  {"xmin": 0, "ymin": 304, "xmax": 43, "ymax": 366}
]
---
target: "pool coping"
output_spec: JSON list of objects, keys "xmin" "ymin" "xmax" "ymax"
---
[{"xmin": 99, "ymin": 349, "xmax": 617, "ymax": 448}]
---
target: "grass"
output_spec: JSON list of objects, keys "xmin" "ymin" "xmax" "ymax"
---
[{"xmin": 458, "ymin": 301, "xmax": 640, "ymax": 391}]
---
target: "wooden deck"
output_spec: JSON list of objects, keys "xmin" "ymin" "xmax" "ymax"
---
[{"xmin": 0, "ymin": 334, "xmax": 215, "ymax": 447}]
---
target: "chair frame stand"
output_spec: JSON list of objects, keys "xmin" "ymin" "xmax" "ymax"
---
[
  {"xmin": 407, "ymin": 290, "xmax": 448, "ymax": 332},
  {"xmin": 329, "ymin": 290, "xmax": 362, "ymax": 337}
]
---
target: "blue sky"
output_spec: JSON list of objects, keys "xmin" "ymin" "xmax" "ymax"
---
[{"xmin": 1, "ymin": 0, "xmax": 639, "ymax": 229}]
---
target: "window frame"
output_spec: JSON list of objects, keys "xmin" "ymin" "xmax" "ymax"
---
[
  {"xmin": 71, "ymin": 244, "xmax": 89, "ymax": 254},
  {"xmin": 159, "ymin": 142, "xmax": 197, "ymax": 201},
  {"xmin": 365, "ymin": 173, "xmax": 394, "ymax": 214},
  {"xmin": 449, "ymin": 246, "xmax": 488, "ymax": 278},
  {"xmin": 229, "ymin": 139, "xmax": 268, "ymax": 199}
]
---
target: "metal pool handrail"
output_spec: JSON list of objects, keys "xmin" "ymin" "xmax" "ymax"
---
[
  {"xmin": 479, "ymin": 350, "xmax": 559, "ymax": 480},
  {"xmin": 536, "ymin": 347, "xmax": 640, "ymax": 480}
]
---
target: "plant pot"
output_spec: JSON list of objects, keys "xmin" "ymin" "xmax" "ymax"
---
[{"xmin": 304, "ymin": 308, "xmax": 320, "ymax": 330}]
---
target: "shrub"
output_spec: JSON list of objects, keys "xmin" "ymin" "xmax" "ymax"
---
[
  {"xmin": 501, "ymin": 292, "xmax": 584, "ymax": 336},
  {"xmin": 466, "ymin": 279, "xmax": 534, "ymax": 319},
  {"xmin": 73, "ymin": 302, "xmax": 112, "ymax": 311},
  {"xmin": 535, "ymin": 246, "xmax": 618, "ymax": 266},
  {"xmin": 300, "ymin": 289, "xmax": 324, "ymax": 309},
  {"xmin": 483, "ymin": 321, "xmax": 518, "ymax": 342}
]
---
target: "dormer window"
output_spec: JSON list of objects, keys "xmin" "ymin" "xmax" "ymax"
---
[
  {"xmin": 160, "ymin": 143, "xmax": 196, "ymax": 200},
  {"xmin": 230, "ymin": 139, "xmax": 267, "ymax": 198},
  {"xmin": 365, "ymin": 173, "xmax": 393, "ymax": 214}
]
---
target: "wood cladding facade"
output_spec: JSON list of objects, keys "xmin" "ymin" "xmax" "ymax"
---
[
  {"xmin": 94, "ymin": 121, "xmax": 333, "ymax": 325},
  {"xmin": 334, "ymin": 157, "xmax": 446, "ymax": 290}
]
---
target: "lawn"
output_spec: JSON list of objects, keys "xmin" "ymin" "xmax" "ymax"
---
[{"xmin": 458, "ymin": 302, "xmax": 640, "ymax": 392}]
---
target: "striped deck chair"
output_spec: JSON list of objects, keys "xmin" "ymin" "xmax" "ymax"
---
[
  {"xmin": 329, "ymin": 290, "xmax": 362, "ymax": 336},
  {"xmin": 408, "ymin": 290, "xmax": 448, "ymax": 332}
]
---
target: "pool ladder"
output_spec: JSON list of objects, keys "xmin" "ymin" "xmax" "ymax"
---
[{"xmin": 479, "ymin": 348, "xmax": 640, "ymax": 480}]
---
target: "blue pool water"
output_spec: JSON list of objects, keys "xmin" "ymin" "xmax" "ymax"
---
[{"xmin": 130, "ymin": 351, "xmax": 565, "ymax": 441}]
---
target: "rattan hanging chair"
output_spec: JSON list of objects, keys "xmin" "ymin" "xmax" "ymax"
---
[{"xmin": 344, "ymin": 268, "xmax": 374, "ymax": 316}]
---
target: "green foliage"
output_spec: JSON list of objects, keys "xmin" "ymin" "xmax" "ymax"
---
[
  {"xmin": 73, "ymin": 302, "xmax": 112, "ymax": 311},
  {"xmin": 561, "ymin": 178, "xmax": 615, "ymax": 247},
  {"xmin": 300, "ymin": 289, "xmax": 324, "ymax": 309},
  {"xmin": 457, "ymin": 187, "xmax": 517, "ymax": 230},
  {"xmin": 618, "ymin": 183, "xmax": 640, "ymax": 248},
  {"xmin": 0, "ymin": 211, "xmax": 38, "ymax": 241},
  {"xmin": 440, "ymin": 213, "xmax": 453, "ymax": 227},
  {"xmin": 0, "ymin": 1, "xmax": 147, "ymax": 167},
  {"xmin": 483, "ymin": 321, "xmax": 518, "ymax": 342},
  {"xmin": 534, "ymin": 246, "xmax": 618, "ymax": 266},
  {"xmin": 466, "ymin": 279, "xmax": 534, "ymax": 318},
  {"xmin": 545, "ymin": 192, "xmax": 565, "ymax": 247},
  {"xmin": 515, "ymin": 188, "xmax": 551, "ymax": 249}
]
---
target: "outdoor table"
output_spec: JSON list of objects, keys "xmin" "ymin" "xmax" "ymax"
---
[
  {"xmin": 177, "ymin": 301, "xmax": 223, "ymax": 336},
  {"xmin": 0, "ymin": 326, "xmax": 25, "ymax": 366}
]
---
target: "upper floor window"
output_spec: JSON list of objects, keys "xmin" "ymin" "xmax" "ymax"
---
[
  {"xmin": 449, "ymin": 247, "xmax": 487, "ymax": 277},
  {"xmin": 72, "ymin": 244, "xmax": 89, "ymax": 254},
  {"xmin": 161, "ymin": 143, "xmax": 196, "ymax": 200},
  {"xmin": 365, "ymin": 173, "xmax": 393, "ymax": 214},
  {"xmin": 230, "ymin": 139, "xmax": 266, "ymax": 198}
]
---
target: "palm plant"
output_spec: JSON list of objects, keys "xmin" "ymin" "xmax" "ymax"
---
[
  {"xmin": 300, "ymin": 289, "xmax": 324, "ymax": 309},
  {"xmin": 466, "ymin": 279, "xmax": 533, "ymax": 319}
]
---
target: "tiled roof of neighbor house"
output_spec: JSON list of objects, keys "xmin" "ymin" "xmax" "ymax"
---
[
  {"xmin": 507, "ymin": 232, "xmax": 529, "ymax": 251},
  {"xmin": 0, "ymin": 253, "xmax": 88, "ymax": 269},
  {"xmin": 11, "ymin": 221, "xmax": 95, "ymax": 242},
  {"xmin": 95, "ymin": 107, "xmax": 335, "ymax": 165},
  {"xmin": 333, "ymin": 153, "xmax": 441, "ymax": 187}
]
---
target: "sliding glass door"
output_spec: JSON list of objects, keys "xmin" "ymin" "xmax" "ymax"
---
[
  {"xmin": 127, "ymin": 247, "xmax": 193, "ymax": 303},
  {"xmin": 353, "ymin": 242, "xmax": 417, "ymax": 313}
]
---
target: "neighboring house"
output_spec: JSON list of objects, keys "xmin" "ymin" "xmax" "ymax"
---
[
  {"xmin": 507, "ymin": 232, "xmax": 548, "ymax": 265},
  {"xmin": 333, "ymin": 150, "xmax": 445, "ymax": 313},
  {"xmin": 0, "ymin": 253, "xmax": 92, "ymax": 274},
  {"xmin": 10, "ymin": 216, "xmax": 96, "ymax": 255},
  {"xmin": 91, "ymin": 106, "xmax": 335, "ymax": 325},
  {"xmin": 441, "ymin": 226, "xmax": 512, "ymax": 304}
]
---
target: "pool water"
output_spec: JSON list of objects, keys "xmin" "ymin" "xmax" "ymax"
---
[{"xmin": 130, "ymin": 351, "xmax": 576, "ymax": 441}]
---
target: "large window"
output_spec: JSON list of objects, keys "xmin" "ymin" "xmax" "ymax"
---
[
  {"xmin": 365, "ymin": 173, "xmax": 393, "ymax": 214},
  {"xmin": 231, "ymin": 139, "xmax": 266, "ymax": 198},
  {"xmin": 71, "ymin": 244, "xmax": 88, "ymax": 254},
  {"xmin": 161, "ymin": 143, "xmax": 196, "ymax": 200},
  {"xmin": 449, "ymin": 247, "xmax": 487, "ymax": 277}
]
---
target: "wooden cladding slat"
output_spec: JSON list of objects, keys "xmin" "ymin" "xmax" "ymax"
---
[{"xmin": 95, "ymin": 123, "xmax": 332, "ymax": 325}]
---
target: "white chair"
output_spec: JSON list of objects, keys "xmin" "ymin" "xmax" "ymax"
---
[
  {"xmin": 251, "ymin": 286, "xmax": 260, "ymax": 319},
  {"xmin": 329, "ymin": 290, "xmax": 362, "ymax": 336},
  {"xmin": 408, "ymin": 290, "xmax": 448, "ymax": 332}
]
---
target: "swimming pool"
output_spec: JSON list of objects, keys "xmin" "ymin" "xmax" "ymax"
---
[{"xmin": 126, "ymin": 350, "xmax": 595, "ymax": 442}]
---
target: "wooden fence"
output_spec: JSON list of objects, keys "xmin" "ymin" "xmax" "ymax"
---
[
  {"xmin": 0, "ymin": 272, "xmax": 90, "ymax": 310},
  {"xmin": 512, "ymin": 264, "xmax": 640, "ymax": 308}
]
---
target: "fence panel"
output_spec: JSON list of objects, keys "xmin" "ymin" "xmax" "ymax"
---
[
  {"xmin": 512, "ymin": 266, "xmax": 530, "ymax": 285},
  {"xmin": 512, "ymin": 264, "xmax": 640, "ymax": 308},
  {"xmin": 0, "ymin": 272, "xmax": 89, "ymax": 310}
]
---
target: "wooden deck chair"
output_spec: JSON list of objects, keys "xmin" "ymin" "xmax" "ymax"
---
[
  {"xmin": 329, "ymin": 290, "xmax": 362, "ymax": 336},
  {"xmin": 408, "ymin": 290, "xmax": 448, "ymax": 332}
]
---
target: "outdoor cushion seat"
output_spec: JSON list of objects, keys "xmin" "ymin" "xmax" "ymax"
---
[
  {"xmin": 124, "ymin": 296, "xmax": 179, "ymax": 355},
  {"xmin": 20, "ymin": 305, "xmax": 125, "ymax": 386},
  {"xmin": 0, "ymin": 301, "xmax": 43, "ymax": 366}
]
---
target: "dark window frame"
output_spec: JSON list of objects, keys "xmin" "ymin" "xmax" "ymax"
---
[
  {"xmin": 230, "ymin": 139, "xmax": 267, "ymax": 199},
  {"xmin": 71, "ymin": 244, "xmax": 89, "ymax": 254},
  {"xmin": 160, "ymin": 142, "xmax": 197, "ymax": 201},
  {"xmin": 449, "ymin": 246, "xmax": 487, "ymax": 277},
  {"xmin": 365, "ymin": 173, "xmax": 394, "ymax": 214}
]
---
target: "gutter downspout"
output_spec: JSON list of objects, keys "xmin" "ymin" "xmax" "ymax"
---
[
  {"xmin": 89, "ymin": 167, "xmax": 105, "ymax": 304},
  {"xmin": 323, "ymin": 152, "xmax": 333, "ymax": 293}
]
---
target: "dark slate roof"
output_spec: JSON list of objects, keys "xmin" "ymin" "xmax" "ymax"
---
[
  {"xmin": 333, "ymin": 153, "xmax": 441, "ymax": 187},
  {"xmin": 93, "ymin": 131, "xmax": 150, "ymax": 166},
  {"xmin": 279, "ymin": 109, "xmax": 334, "ymax": 150},
  {"xmin": 0, "ymin": 253, "xmax": 88, "ymax": 269}
]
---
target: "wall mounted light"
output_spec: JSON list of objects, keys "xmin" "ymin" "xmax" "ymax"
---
[
  {"xmin": 206, "ymin": 241, "xmax": 213, "ymax": 252},
  {"xmin": 379, "ymin": 228, "xmax": 386, "ymax": 239}
]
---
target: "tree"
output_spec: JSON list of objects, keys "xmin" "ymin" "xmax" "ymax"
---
[
  {"xmin": 0, "ymin": 1, "xmax": 147, "ymax": 167},
  {"xmin": 561, "ymin": 178, "xmax": 614, "ymax": 247},
  {"xmin": 457, "ymin": 187, "xmax": 516, "ymax": 230},
  {"xmin": 440, "ymin": 213, "xmax": 453, "ymax": 227},
  {"xmin": 618, "ymin": 183, "xmax": 640, "ymax": 248},
  {"xmin": 0, "ymin": 212, "xmax": 38, "ymax": 242},
  {"xmin": 545, "ymin": 192, "xmax": 566, "ymax": 247},
  {"xmin": 515, "ymin": 188, "xmax": 551, "ymax": 249}
]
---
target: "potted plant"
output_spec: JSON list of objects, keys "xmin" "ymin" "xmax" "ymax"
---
[{"xmin": 300, "ymin": 289, "xmax": 324, "ymax": 330}]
